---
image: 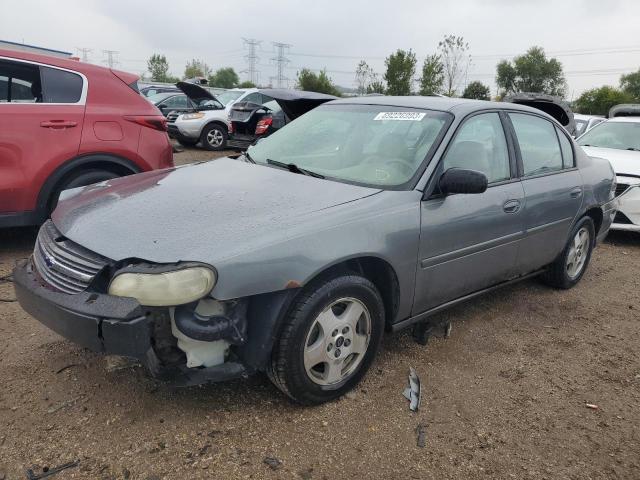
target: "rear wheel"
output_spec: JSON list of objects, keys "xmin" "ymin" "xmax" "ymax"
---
[
  {"xmin": 542, "ymin": 216, "xmax": 595, "ymax": 289},
  {"xmin": 268, "ymin": 274, "xmax": 384, "ymax": 405},
  {"xmin": 49, "ymin": 169, "xmax": 120, "ymax": 213},
  {"xmin": 200, "ymin": 124, "xmax": 227, "ymax": 151}
]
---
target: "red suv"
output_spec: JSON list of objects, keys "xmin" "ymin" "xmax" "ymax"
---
[{"xmin": 0, "ymin": 49, "xmax": 173, "ymax": 227}]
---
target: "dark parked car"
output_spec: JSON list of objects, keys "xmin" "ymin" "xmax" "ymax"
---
[
  {"xmin": 140, "ymin": 85, "xmax": 180, "ymax": 97},
  {"xmin": 14, "ymin": 97, "xmax": 616, "ymax": 404},
  {"xmin": 147, "ymin": 91, "xmax": 193, "ymax": 117},
  {"xmin": 0, "ymin": 48, "xmax": 173, "ymax": 228},
  {"xmin": 228, "ymin": 89, "xmax": 337, "ymax": 150}
]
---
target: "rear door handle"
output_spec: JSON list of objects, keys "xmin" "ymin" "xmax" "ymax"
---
[
  {"xmin": 40, "ymin": 120, "xmax": 78, "ymax": 129},
  {"xmin": 503, "ymin": 199, "xmax": 521, "ymax": 213},
  {"xmin": 570, "ymin": 187, "xmax": 583, "ymax": 198}
]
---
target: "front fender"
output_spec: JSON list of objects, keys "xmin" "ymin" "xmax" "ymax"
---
[{"xmin": 211, "ymin": 190, "xmax": 422, "ymax": 322}]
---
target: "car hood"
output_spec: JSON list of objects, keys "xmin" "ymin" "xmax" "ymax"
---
[
  {"xmin": 52, "ymin": 158, "xmax": 381, "ymax": 264},
  {"xmin": 176, "ymin": 81, "xmax": 215, "ymax": 103},
  {"xmin": 504, "ymin": 92, "xmax": 576, "ymax": 135},
  {"xmin": 259, "ymin": 89, "xmax": 337, "ymax": 119},
  {"xmin": 580, "ymin": 145, "xmax": 640, "ymax": 177}
]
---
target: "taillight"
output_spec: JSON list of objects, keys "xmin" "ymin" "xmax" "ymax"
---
[
  {"xmin": 228, "ymin": 115, "xmax": 234, "ymax": 134},
  {"xmin": 255, "ymin": 117, "xmax": 273, "ymax": 135},
  {"xmin": 124, "ymin": 115, "xmax": 167, "ymax": 132}
]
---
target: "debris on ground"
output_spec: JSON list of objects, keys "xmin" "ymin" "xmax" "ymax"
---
[
  {"xmin": 403, "ymin": 367, "xmax": 421, "ymax": 412},
  {"xmin": 46, "ymin": 396, "xmax": 83, "ymax": 414},
  {"xmin": 444, "ymin": 321, "xmax": 452, "ymax": 338},
  {"xmin": 585, "ymin": 403, "xmax": 599, "ymax": 410},
  {"xmin": 25, "ymin": 460, "xmax": 79, "ymax": 480},
  {"xmin": 104, "ymin": 355, "xmax": 140, "ymax": 372},
  {"xmin": 416, "ymin": 424, "xmax": 427, "ymax": 448},
  {"xmin": 263, "ymin": 457, "xmax": 282, "ymax": 470},
  {"xmin": 55, "ymin": 363, "xmax": 80, "ymax": 374}
]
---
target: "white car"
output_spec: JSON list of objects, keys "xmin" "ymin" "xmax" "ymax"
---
[
  {"xmin": 167, "ymin": 85, "xmax": 269, "ymax": 151},
  {"xmin": 574, "ymin": 114, "xmax": 605, "ymax": 137},
  {"xmin": 578, "ymin": 116, "xmax": 640, "ymax": 232}
]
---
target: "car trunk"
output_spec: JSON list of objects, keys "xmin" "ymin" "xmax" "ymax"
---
[{"xmin": 504, "ymin": 93, "xmax": 576, "ymax": 136}]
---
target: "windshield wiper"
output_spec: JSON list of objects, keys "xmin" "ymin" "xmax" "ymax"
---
[
  {"xmin": 266, "ymin": 159, "xmax": 325, "ymax": 179},
  {"xmin": 243, "ymin": 151, "xmax": 255, "ymax": 163},
  {"xmin": 626, "ymin": 147, "xmax": 640, "ymax": 152}
]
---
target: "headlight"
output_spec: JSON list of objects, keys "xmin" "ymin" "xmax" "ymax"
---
[
  {"xmin": 108, "ymin": 266, "xmax": 216, "ymax": 306},
  {"xmin": 181, "ymin": 112, "xmax": 205, "ymax": 120}
]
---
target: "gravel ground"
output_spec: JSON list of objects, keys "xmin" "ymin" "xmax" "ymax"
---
[{"xmin": 0, "ymin": 146, "xmax": 638, "ymax": 479}]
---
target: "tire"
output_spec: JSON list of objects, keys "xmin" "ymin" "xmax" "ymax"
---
[
  {"xmin": 49, "ymin": 169, "xmax": 120, "ymax": 213},
  {"xmin": 200, "ymin": 123, "xmax": 227, "ymax": 151},
  {"xmin": 177, "ymin": 138, "xmax": 198, "ymax": 147},
  {"xmin": 542, "ymin": 216, "xmax": 595, "ymax": 289},
  {"xmin": 267, "ymin": 273, "xmax": 385, "ymax": 405}
]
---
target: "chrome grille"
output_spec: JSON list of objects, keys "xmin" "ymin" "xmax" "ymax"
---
[
  {"xmin": 166, "ymin": 112, "xmax": 180, "ymax": 123},
  {"xmin": 615, "ymin": 183, "xmax": 629, "ymax": 197},
  {"xmin": 32, "ymin": 220, "xmax": 108, "ymax": 294}
]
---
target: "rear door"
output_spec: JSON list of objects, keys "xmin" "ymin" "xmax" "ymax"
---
[
  {"xmin": 507, "ymin": 112, "xmax": 582, "ymax": 273},
  {"xmin": 414, "ymin": 111, "xmax": 525, "ymax": 312},
  {"xmin": 0, "ymin": 58, "xmax": 85, "ymax": 215}
]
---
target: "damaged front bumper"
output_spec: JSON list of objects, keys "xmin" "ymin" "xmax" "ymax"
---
[
  {"xmin": 612, "ymin": 184, "xmax": 640, "ymax": 232},
  {"xmin": 13, "ymin": 259, "xmax": 249, "ymax": 386}
]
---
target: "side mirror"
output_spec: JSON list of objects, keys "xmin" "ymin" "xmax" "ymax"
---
[
  {"xmin": 439, "ymin": 168, "xmax": 488, "ymax": 195},
  {"xmin": 157, "ymin": 104, "xmax": 167, "ymax": 109}
]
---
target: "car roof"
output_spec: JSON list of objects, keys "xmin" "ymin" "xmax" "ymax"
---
[
  {"xmin": 0, "ymin": 47, "xmax": 116, "ymax": 76},
  {"xmin": 326, "ymin": 95, "xmax": 557, "ymax": 118},
  {"xmin": 574, "ymin": 113, "xmax": 603, "ymax": 120},
  {"xmin": 606, "ymin": 116, "xmax": 640, "ymax": 123}
]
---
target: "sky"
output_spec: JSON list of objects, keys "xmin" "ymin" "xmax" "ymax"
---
[{"xmin": 2, "ymin": 0, "xmax": 640, "ymax": 99}]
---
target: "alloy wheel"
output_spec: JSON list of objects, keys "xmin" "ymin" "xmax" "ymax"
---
[
  {"xmin": 566, "ymin": 226, "xmax": 590, "ymax": 279},
  {"xmin": 206, "ymin": 128, "xmax": 224, "ymax": 147},
  {"xmin": 303, "ymin": 297, "xmax": 371, "ymax": 386}
]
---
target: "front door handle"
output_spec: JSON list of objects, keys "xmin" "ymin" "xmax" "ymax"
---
[
  {"xmin": 503, "ymin": 199, "xmax": 521, "ymax": 214},
  {"xmin": 570, "ymin": 187, "xmax": 583, "ymax": 198},
  {"xmin": 40, "ymin": 120, "xmax": 78, "ymax": 129}
]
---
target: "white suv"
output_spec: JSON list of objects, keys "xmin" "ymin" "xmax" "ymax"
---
[{"xmin": 168, "ymin": 86, "xmax": 270, "ymax": 150}]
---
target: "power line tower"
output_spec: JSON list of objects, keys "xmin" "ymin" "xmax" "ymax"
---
[
  {"xmin": 270, "ymin": 42, "xmax": 291, "ymax": 88},
  {"xmin": 242, "ymin": 38, "xmax": 261, "ymax": 85},
  {"xmin": 102, "ymin": 50, "xmax": 120, "ymax": 68},
  {"xmin": 76, "ymin": 47, "xmax": 92, "ymax": 63}
]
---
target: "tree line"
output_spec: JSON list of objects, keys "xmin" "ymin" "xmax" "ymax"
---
[{"xmin": 146, "ymin": 41, "xmax": 640, "ymax": 116}]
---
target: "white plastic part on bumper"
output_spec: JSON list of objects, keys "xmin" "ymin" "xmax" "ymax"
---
[
  {"xmin": 613, "ymin": 184, "xmax": 640, "ymax": 231},
  {"xmin": 170, "ymin": 299, "xmax": 230, "ymax": 368}
]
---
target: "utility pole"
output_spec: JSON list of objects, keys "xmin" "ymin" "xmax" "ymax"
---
[
  {"xmin": 76, "ymin": 47, "xmax": 92, "ymax": 63},
  {"xmin": 242, "ymin": 38, "xmax": 261, "ymax": 86},
  {"xmin": 102, "ymin": 50, "xmax": 120, "ymax": 68},
  {"xmin": 270, "ymin": 42, "xmax": 291, "ymax": 88}
]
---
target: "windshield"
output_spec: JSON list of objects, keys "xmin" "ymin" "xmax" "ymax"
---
[
  {"xmin": 578, "ymin": 121, "xmax": 640, "ymax": 151},
  {"xmin": 247, "ymin": 104, "xmax": 451, "ymax": 187},
  {"xmin": 216, "ymin": 90, "xmax": 244, "ymax": 106}
]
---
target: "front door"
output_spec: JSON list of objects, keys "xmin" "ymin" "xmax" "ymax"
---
[{"xmin": 414, "ymin": 111, "xmax": 525, "ymax": 313}]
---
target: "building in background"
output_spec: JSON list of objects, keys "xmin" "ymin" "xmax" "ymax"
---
[{"xmin": 0, "ymin": 39, "xmax": 72, "ymax": 59}]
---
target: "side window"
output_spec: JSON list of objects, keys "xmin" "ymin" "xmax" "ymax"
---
[
  {"xmin": 556, "ymin": 127, "xmax": 574, "ymax": 168},
  {"xmin": 0, "ymin": 59, "xmax": 41, "ymax": 102},
  {"xmin": 442, "ymin": 112, "xmax": 511, "ymax": 184},
  {"xmin": 41, "ymin": 66, "xmax": 83, "ymax": 103},
  {"xmin": 510, "ymin": 113, "xmax": 563, "ymax": 176}
]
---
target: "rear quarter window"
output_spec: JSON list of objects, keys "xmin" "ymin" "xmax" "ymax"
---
[
  {"xmin": 41, "ymin": 67, "xmax": 83, "ymax": 103},
  {"xmin": 556, "ymin": 127, "xmax": 575, "ymax": 168}
]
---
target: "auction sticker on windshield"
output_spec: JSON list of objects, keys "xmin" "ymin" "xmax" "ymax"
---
[{"xmin": 374, "ymin": 112, "xmax": 426, "ymax": 121}]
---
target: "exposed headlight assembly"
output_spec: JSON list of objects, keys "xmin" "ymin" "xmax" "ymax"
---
[
  {"xmin": 181, "ymin": 112, "xmax": 205, "ymax": 120},
  {"xmin": 108, "ymin": 265, "xmax": 216, "ymax": 306}
]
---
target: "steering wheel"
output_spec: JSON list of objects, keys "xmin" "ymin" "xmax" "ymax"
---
[{"xmin": 364, "ymin": 155, "xmax": 414, "ymax": 176}]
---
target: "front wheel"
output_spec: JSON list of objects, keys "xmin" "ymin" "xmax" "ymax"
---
[
  {"xmin": 268, "ymin": 274, "xmax": 385, "ymax": 405},
  {"xmin": 542, "ymin": 216, "xmax": 595, "ymax": 289},
  {"xmin": 200, "ymin": 124, "xmax": 227, "ymax": 151}
]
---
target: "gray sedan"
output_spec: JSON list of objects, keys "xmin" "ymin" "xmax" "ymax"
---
[{"xmin": 14, "ymin": 97, "xmax": 616, "ymax": 404}]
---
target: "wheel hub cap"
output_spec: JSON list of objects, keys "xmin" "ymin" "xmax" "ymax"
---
[
  {"xmin": 566, "ymin": 227, "xmax": 590, "ymax": 279},
  {"xmin": 303, "ymin": 297, "xmax": 371, "ymax": 386}
]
